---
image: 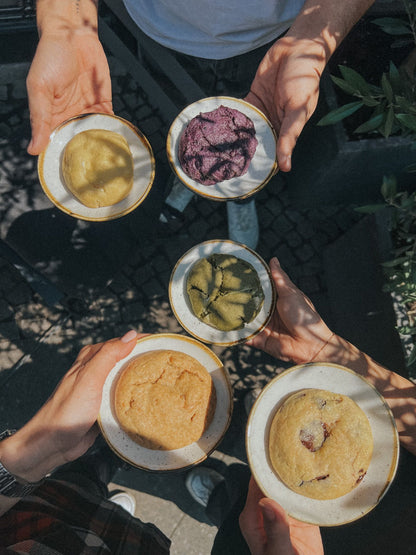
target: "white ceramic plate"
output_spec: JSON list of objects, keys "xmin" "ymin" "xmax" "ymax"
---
[
  {"xmin": 98, "ymin": 333, "xmax": 233, "ymax": 471},
  {"xmin": 169, "ymin": 239, "xmax": 276, "ymax": 346},
  {"xmin": 166, "ymin": 96, "xmax": 278, "ymax": 201},
  {"xmin": 246, "ymin": 363, "xmax": 399, "ymax": 526},
  {"xmin": 38, "ymin": 113, "xmax": 155, "ymax": 221}
]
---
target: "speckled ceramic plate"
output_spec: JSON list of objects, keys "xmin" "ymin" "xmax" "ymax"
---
[
  {"xmin": 38, "ymin": 113, "xmax": 155, "ymax": 221},
  {"xmin": 166, "ymin": 96, "xmax": 278, "ymax": 201},
  {"xmin": 169, "ymin": 239, "xmax": 276, "ymax": 346},
  {"xmin": 98, "ymin": 333, "xmax": 233, "ymax": 471},
  {"xmin": 246, "ymin": 363, "xmax": 399, "ymax": 526}
]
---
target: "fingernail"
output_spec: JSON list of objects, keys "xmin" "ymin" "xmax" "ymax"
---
[
  {"xmin": 260, "ymin": 500, "xmax": 276, "ymax": 522},
  {"xmin": 121, "ymin": 329, "xmax": 138, "ymax": 343},
  {"xmin": 270, "ymin": 257, "xmax": 279, "ymax": 268}
]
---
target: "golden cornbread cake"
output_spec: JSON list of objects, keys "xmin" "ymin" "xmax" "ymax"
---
[
  {"xmin": 62, "ymin": 129, "xmax": 134, "ymax": 208},
  {"xmin": 114, "ymin": 350, "xmax": 216, "ymax": 450},
  {"xmin": 269, "ymin": 388, "xmax": 373, "ymax": 500},
  {"xmin": 186, "ymin": 253, "xmax": 264, "ymax": 331}
]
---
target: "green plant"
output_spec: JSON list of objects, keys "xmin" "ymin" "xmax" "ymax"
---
[
  {"xmin": 317, "ymin": 1, "xmax": 416, "ymax": 139},
  {"xmin": 317, "ymin": 1, "xmax": 416, "ymax": 375},
  {"xmin": 357, "ymin": 175, "xmax": 416, "ymax": 375}
]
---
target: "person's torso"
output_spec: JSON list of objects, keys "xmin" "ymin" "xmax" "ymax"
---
[{"xmin": 122, "ymin": 0, "xmax": 306, "ymax": 59}]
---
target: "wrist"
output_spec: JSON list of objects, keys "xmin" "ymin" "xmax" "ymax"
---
[
  {"xmin": 0, "ymin": 430, "xmax": 54, "ymax": 483},
  {"xmin": 36, "ymin": 0, "xmax": 99, "ymax": 39}
]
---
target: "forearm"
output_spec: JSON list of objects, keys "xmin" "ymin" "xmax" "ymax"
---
[
  {"xmin": 315, "ymin": 334, "xmax": 416, "ymax": 456},
  {"xmin": 36, "ymin": 0, "xmax": 99, "ymax": 37},
  {"xmin": 286, "ymin": 0, "xmax": 375, "ymax": 63}
]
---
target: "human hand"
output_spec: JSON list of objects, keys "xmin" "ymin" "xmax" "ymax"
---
[
  {"xmin": 245, "ymin": 36, "xmax": 326, "ymax": 172},
  {"xmin": 246, "ymin": 257, "xmax": 333, "ymax": 363},
  {"xmin": 26, "ymin": 31, "xmax": 112, "ymax": 155},
  {"xmin": 239, "ymin": 478, "xmax": 323, "ymax": 555},
  {"xmin": 0, "ymin": 330, "xmax": 140, "ymax": 483}
]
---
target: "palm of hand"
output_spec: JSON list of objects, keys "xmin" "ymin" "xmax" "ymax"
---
[
  {"xmin": 245, "ymin": 37, "xmax": 325, "ymax": 170},
  {"xmin": 27, "ymin": 33, "xmax": 113, "ymax": 154}
]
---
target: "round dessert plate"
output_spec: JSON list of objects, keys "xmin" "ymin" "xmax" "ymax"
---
[
  {"xmin": 38, "ymin": 113, "xmax": 155, "ymax": 221},
  {"xmin": 246, "ymin": 363, "xmax": 399, "ymax": 526},
  {"xmin": 166, "ymin": 96, "xmax": 278, "ymax": 201},
  {"xmin": 98, "ymin": 333, "xmax": 233, "ymax": 471},
  {"xmin": 169, "ymin": 239, "xmax": 276, "ymax": 346}
]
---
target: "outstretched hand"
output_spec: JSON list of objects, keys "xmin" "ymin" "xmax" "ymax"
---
[
  {"xmin": 245, "ymin": 36, "xmax": 325, "ymax": 172},
  {"xmin": 26, "ymin": 32, "xmax": 112, "ymax": 155},
  {"xmin": 0, "ymin": 330, "xmax": 140, "ymax": 483},
  {"xmin": 239, "ymin": 478, "xmax": 323, "ymax": 555},
  {"xmin": 247, "ymin": 257, "xmax": 333, "ymax": 363}
]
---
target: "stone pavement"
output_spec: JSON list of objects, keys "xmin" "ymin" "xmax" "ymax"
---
[{"xmin": 0, "ymin": 32, "xmax": 410, "ymax": 555}]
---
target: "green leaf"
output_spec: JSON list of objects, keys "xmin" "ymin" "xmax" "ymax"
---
[
  {"xmin": 372, "ymin": 17, "xmax": 412, "ymax": 36},
  {"xmin": 405, "ymin": 163, "xmax": 416, "ymax": 173},
  {"xmin": 381, "ymin": 174, "xmax": 397, "ymax": 199},
  {"xmin": 383, "ymin": 106, "xmax": 395, "ymax": 137},
  {"xmin": 338, "ymin": 66, "xmax": 371, "ymax": 95},
  {"xmin": 407, "ymin": 343, "xmax": 416, "ymax": 367},
  {"xmin": 317, "ymin": 101, "xmax": 363, "ymax": 126},
  {"xmin": 396, "ymin": 96, "xmax": 416, "ymax": 114},
  {"xmin": 381, "ymin": 73, "xmax": 394, "ymax": 103},
  {"xmin": 381, "ymin": 256, "xmax": 409, "ymax": 267},
  {"xmin": 361, "ymin": 96, "xmax": 381, "ymax": 107},
  {"xmin": 354, "ymin": 113, "xmax": 384, "ymax": 134},
  {"xmin": 396, "ymin": 113, "xmax": 416, "ymax": 131},
  {"xmin": 389, "ymin": 61, "xmax": 402, "ymax": 91},
  {"xmin": 330, "ymin": 75, "xmax": 360, "ymax": 96},
  {"xmin": 354, "ymin": 204, "xmax": 385, "ymax": 214}
]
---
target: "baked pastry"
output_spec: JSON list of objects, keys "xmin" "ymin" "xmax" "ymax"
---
[
  {"xmin": 114, "ymin": 350, "xmax": 216, "ymax": 450},
  {"xmin": 186, "ymin": 253, "xmax": 264, "ymax": 331},
  {"xmin": 62, "ymin": 129, "xmax": 134, "ymax": 208},
  {"xmin": 179, "ymin": 105, "xmax": 258, "ymax": 185},
  {"xmin": 269, "ymin": 388, "xmax": 373, "ymax": 500}
]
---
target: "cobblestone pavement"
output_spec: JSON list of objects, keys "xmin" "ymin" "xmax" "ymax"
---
[{"xmin": 0, "ymin": 51, "xmax": 363, "ymax": 553}]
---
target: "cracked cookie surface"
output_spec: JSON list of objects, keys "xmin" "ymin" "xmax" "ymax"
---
[
  {"xmin": 186, "ymin": 253, "xmax": 264, "ymax": 331},
  {"xmin": 115, "ymin": 350, "xmax": 216, "ymax": 450},
  {"xmin": 179, "ymin": 105, "xmax": 258, "ymax": 185},
  {"xmin": 62, "ymin": 129, "xmax": 134, "ymax": 208},
  {"xmin": 269, "ymin": 388, "xmax": 373, "ymax": 500}
]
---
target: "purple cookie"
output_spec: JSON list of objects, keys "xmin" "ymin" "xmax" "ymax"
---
[{"xmin": 179, "ymin": 105, "xmax": 258, "ymax": 185}]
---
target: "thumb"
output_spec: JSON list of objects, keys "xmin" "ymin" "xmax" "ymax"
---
[
  {"xmin": 27, "ymin": 82, "xmax": 54, "ymax": 155},
  {"xmin": 259, "ymin": 499, "xmax": 294, "ymax": 555}
]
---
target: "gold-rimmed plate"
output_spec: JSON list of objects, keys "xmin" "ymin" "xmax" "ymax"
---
[
  {"xmin": 98, "ymin": 333, "xmax": 233, "ymax": 471},
  {"xmin": 169, "ymin": 240, "xmax": 276, "ymax": 346},
  {"xmin": 38, "ymin": 113, "xmax": 155, "ymax": 221},
  {"xmin": 166, "ymin": 96, "xmax": 277, "ymax": 201},
  {"xmin": 246, "ymin": 363, "xmax": 400, "ymax": 526}
]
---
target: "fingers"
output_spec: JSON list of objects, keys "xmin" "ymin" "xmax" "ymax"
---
[
  {"xmin": 26, "ymin": 83, "xmax": 54, "ymax": 155},
  {"xmin": 75, "ymin": 330, "xmax": 138, "ymax": 387},
  {"xmin": 259, "ymin": 499, "xmax": 294, "ymax": 555},
  {"xmin": 239, "ymin": 478, "xmax": 267, "ymax": 554},
  {"xmin": 269, "ymin": 257, "xmax": 299, "ymax": 298}
]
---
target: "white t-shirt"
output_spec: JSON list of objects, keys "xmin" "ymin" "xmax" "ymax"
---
[{"xmin": 122, "ymin": 0, "xmax": 306, "ymax": 59}]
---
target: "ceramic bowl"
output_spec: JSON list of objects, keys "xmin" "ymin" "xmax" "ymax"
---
[
  {"xmin": 246, "ymin": 362, "xmax": 400, "ymax": 526},
  {"xmin": 38, "ymin": 113, "xmax": 155, "ymax": 221},
  {"xmin": 98, "ymin": 333, "xmax": 233, "ymax": 471}
]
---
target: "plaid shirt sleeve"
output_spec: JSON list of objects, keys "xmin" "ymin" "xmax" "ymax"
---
[{"xmin": 0, "ymin": 478, "xmax": 171, "ymax": 554}]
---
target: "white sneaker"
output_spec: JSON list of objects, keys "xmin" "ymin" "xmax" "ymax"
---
[
  {"xmin": 185, "ymin": 467, "xmax": 225, "ymax": 508},
  {"xmin": 227, "ymin": 199, "xmax": 259, "ymax": 250},
  {"xmin": 108, "ymin": 490, "xmax": 136, "ymax": 515},
  {"xmin": 165, "ymin": 175, "xmax": 195, "ymax": 213}
]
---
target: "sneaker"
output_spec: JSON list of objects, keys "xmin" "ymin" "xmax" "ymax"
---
[
  {"xmin": 164, "ymin": 175, "xmax": 195, "ymax": 213},
  {"xmin": 185, "ymin": 467, "xmax": 225, "ymax": 508},
  {"xmin": 108, "ymin": 490, "xmax": 136, "ymax": 515},
  {"xmin": 227, "ymin": 199, "xmax": 259, "ymax": 250},
  {"xmin": 243, "ymin": 388, "xmax": 262, "ymax": 416}
]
